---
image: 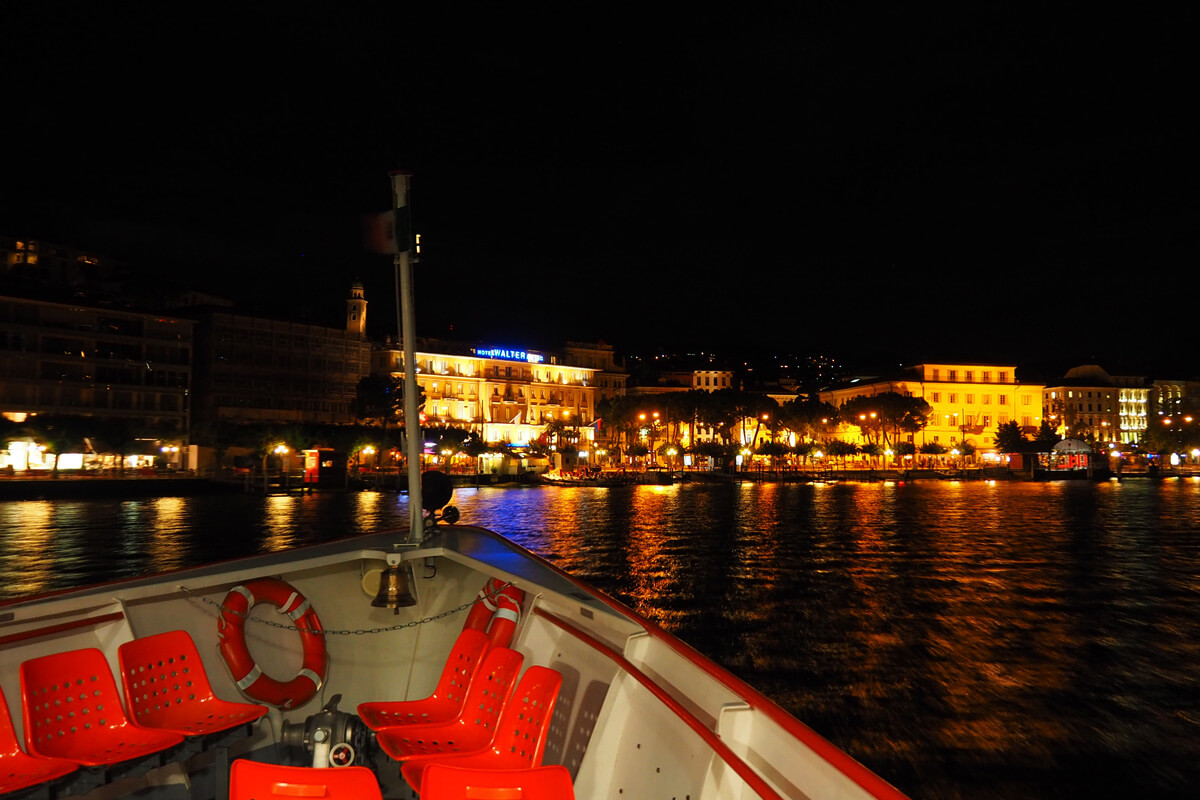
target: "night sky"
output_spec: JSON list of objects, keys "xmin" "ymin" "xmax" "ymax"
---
[{"xmin": 3, "ymin": 9, "xmax": 1195, "ymax": 375}]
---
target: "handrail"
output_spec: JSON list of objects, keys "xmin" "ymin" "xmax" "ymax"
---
[{"xmin": 533, "ymin": 606, "xmax": 785, "ymax": 800}]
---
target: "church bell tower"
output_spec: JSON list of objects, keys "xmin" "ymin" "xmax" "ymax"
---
[{"xmin": 346, "ymin": 281, "xmax": 367, "ymax": 336}]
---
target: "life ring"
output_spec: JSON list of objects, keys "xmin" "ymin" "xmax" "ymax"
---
[
  {"xmin": 461, "ymin": 578, "xmax": 525, "ymax": 648},
  {"xmin": 218, "ymin": 578, "xmax": 327, "ymax": 709}
]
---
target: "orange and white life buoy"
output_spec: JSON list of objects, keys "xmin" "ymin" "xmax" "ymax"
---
[
  {"xmin": 218, "ymin": 578, "xmax": 327, "ymax": 709},
  {"xmin": 461, "ymin": 578, "xmax": 525, "ymax": 648}
]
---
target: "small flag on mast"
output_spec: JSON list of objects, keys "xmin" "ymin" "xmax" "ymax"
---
[{"xmin": 364, "ymin": 206, "xmax": 412, "ymax": 254}]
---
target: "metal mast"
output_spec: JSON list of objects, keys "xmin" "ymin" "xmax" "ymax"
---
[{"xmin": 389, "ymin": 171, "xmax": 424, "ymax": 540}]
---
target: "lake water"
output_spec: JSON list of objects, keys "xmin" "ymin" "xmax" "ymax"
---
[{"xmin": 3, "ymin": 479, "xmax": 1199, "ymax": 799}]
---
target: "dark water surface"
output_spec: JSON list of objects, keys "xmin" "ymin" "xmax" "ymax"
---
[{"xmin": 3, "ymin": 480, "xmax": 1199, "ymax": 799}]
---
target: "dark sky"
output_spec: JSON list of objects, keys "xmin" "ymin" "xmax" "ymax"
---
[{"xmin": 3, "ymin": 8, "xmax": 1195, "ymax": 374}]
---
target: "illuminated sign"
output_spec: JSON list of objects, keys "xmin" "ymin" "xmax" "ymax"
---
[{"xmin": 475, "ymin": 347, "xmax": 544, "ymax": 364}]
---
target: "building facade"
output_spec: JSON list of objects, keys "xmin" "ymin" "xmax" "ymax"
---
[
  {"xmin": 1, "ymin": 237, "xmax": 124, "ymax": 292},
  {"xmin": 372, "ymin": 340, "xmax": 600, "ymax": 448},
  {"xmin": 563, "ymin": 341, "xmax": 627, "ymax": 403},
  {"xmin": 0, "ymin": 294, "xmax": 193, "ymax": 432},
  {"xmin": 1042, "ymin": 365, "xmax": 1148, "ymax": 446},
  {"xmin": 820, "ymin": 363, "xmax": 1045, "ymax": 454},
  {"xmin": 192, "ymin": 310, "xmax": 371, "ymax": 427}
]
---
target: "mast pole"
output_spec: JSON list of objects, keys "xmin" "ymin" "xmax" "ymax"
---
[{"xmin": 389, "ymin": 171, "xmax": 424, "ymax": 541}]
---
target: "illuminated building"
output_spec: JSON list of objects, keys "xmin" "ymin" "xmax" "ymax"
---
[
  {"xmin": 1042, "ymin": 365, "xmax": 1147, "ymax": 445},
  {"xmin": 692, "ymin": 369, "xmax": 734, "ymax": 390},
  {"xmin": 563, "ymin": 341, "xmax": 627, "ymax": 402},
  {"xmin": 820, "ymin": 363, "xmax": 1045, "ymax": 455},
  {"xmin": 371, "ymin": 338, "xmax": 599, "ymax": 448},
  {"xmin": 625, "ymin": 369, "xmax": 740, "ymax": 450},
  {"xmin": 0, "ymin": 294, "xmax": 192, "ymax": 432}
]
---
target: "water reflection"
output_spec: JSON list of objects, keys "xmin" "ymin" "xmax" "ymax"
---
[
  {"xmin": 2, "ymin": 481, "xmax": 1200, "ymax": 798},
  {"xmin": 263, "ymin": 495, "xmax": 299, "ymax": 552},
  {"xmin": 144, "ymin": 497, "xmax": 190, "ymax": 573},
  {"xmin": 0, "ymin": 501, "xmax": 58, "ymax": 596}
]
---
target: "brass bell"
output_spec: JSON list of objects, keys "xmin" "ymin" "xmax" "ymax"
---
[{"xmin": 372, "ymin": 561, "xmax": 417, "ymax": 613}]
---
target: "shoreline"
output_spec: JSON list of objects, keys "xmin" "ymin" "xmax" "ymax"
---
[
  {"xmin": 0, "ymin": 476, "xmax": 245, "ymax": 501},
  {"xmin": 0, "ymin": 467, "xmax": 1190, "ymax": 501}
]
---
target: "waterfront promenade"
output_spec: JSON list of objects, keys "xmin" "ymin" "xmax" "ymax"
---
[{"xmin": 1, "ymin": 463, "xmax": 1195, "ymax": 501}]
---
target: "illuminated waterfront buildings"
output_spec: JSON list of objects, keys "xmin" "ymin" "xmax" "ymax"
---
[
  {"xmin": 1042, "ymin": 364, "xmax": 1148, "ymax": 445},
  {"xmin": 371, "ymin": 338, "xmax": 600, "ymax": 449},
  {"xmin": 820, "ymin": 363, "xmax": 1045, "ymax": 455}
]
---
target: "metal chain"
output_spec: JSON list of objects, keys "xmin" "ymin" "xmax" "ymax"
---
[{"xmin": 179, "ymin": 581, "xmax": 513, "ymax": 636}]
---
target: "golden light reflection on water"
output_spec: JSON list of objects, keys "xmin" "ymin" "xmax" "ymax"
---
[
  {"xmin": 144, "ymin": 497, "xmax": 190, "ymax": 573},
  {"xmin": 0, "ymin": 501, "xmax": 58, "ymax": 596},
  {"xmin": 352, "ymin": 491, "xmax": 387, "ymax": 533},
  {"xmin": 262, "ymin": 495, "xmax": 299, "ymax": 552}
]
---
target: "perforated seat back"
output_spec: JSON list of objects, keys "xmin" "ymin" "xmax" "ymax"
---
[
  {"xmin": 399, "ymin": 665, "xmax": 564, "ymax": 792},
  {"xmin": 119, "ymin": 630, "xmax": 267, "ymax": 735},
  {"xmin": 20, "ymin": 647, "xmax": 183, "ymax": 766},
  {"xmin": 0, "ymin": 685, "xmax": 78, "ymax": 794},
  {"xmin": 375, "ymin": 647, "xmax": 524, "ymax": 760},
  {"xmin": 358, "ymin": 628, "xmax": 490, "ymax": 730}
]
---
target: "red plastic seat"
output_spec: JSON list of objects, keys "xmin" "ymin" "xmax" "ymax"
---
[
  {"xmin": 0, "ymin": 685, "xmax": 78, "ymax": 795},
  {"xmin": 229, "ymin": 759, "xmax": 382, "ymax": 800},
  {"xmin": 118, "ymin": 630, "xmax": 268, "ymax": 736},
  {"xmin": 375, "ymin": 647, "xmax": 524, "ymax": 761},
  {"xmin": 358, "ymin": 628, "xmax": 490, "ymax": 731},
  {"xmin": 20, "ymin": 648, "xmax": 184, "ymax": 767},
  {"xmin": 420, "ymin": 764, "xmax": 575, "ymax": 799},
  {"xmin": 400, "ymin": 666, "xmax": 563, "ymax": 793}
]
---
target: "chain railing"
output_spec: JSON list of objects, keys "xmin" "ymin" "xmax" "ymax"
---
[{"xmin": 179, "ymin": 581, "xmax": 514, "ymax": 637}]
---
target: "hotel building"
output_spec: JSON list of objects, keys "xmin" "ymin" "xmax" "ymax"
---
[
  {"xmin": 371, "ymin": 339, "xmax": 599, "ymax": 448},
  {"xmin": 820, "ymin": 363, "xmax": 1045, "ymax": 453},
  {"xmin": 1042, "ymin": 365, "xmax": 1148, "ymax": 446}
]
